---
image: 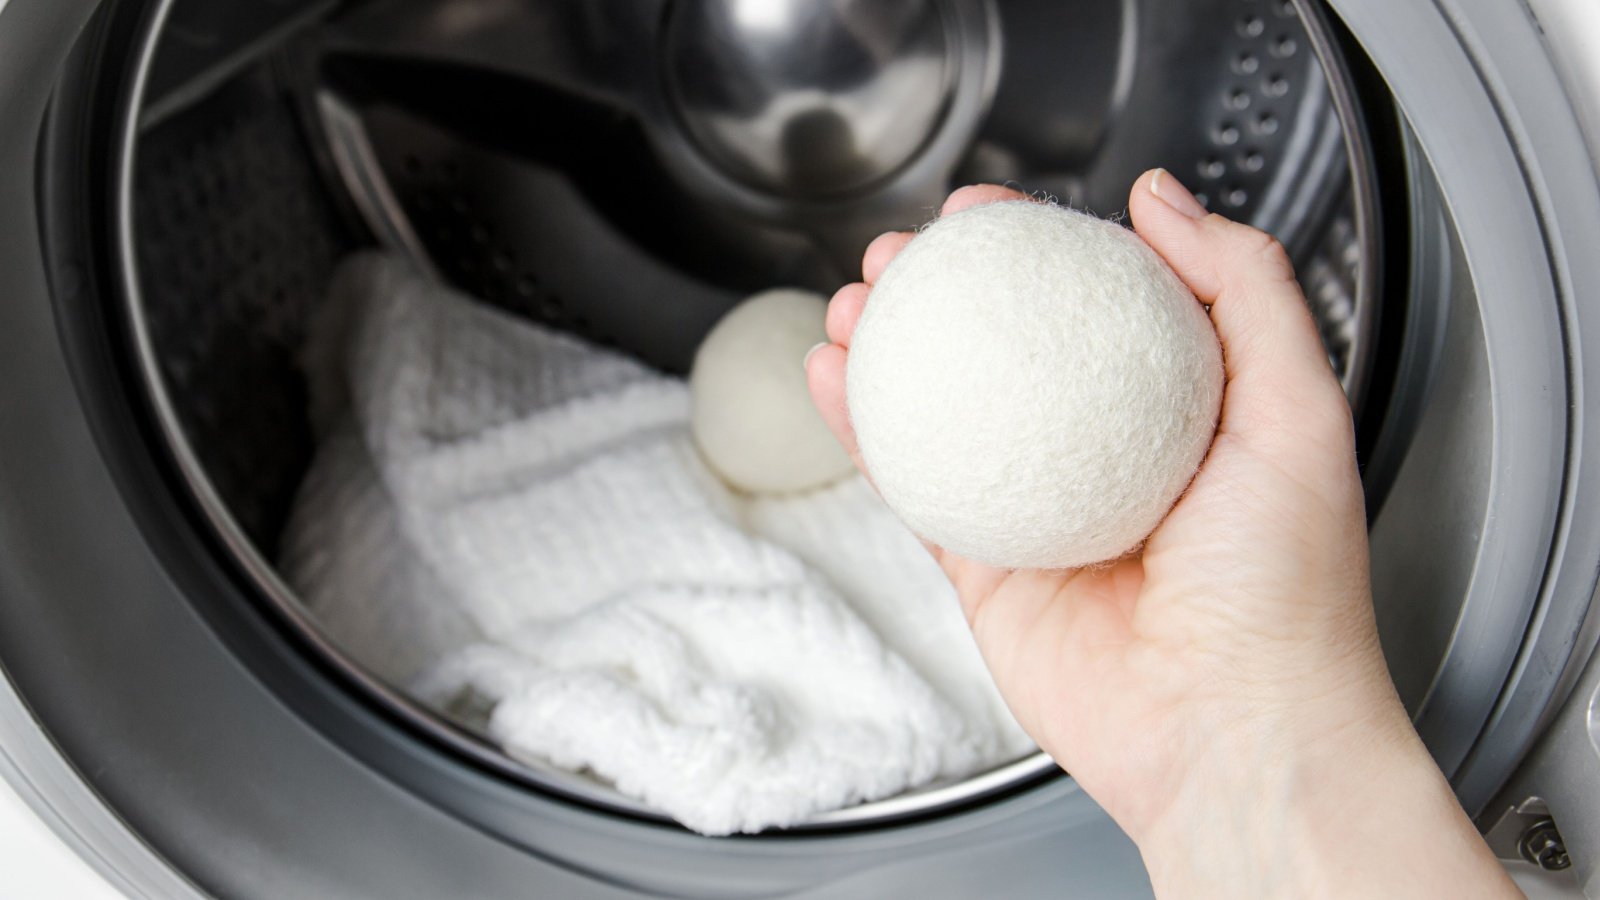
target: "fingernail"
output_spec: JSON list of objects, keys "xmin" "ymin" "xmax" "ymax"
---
[
  {"xmin": 1150, "ymin": 168, "xmax": 1208, "ymax": 219},
  {"xmin": 803, "ymin": 342, "xmax": 829, "ymax": 370}
]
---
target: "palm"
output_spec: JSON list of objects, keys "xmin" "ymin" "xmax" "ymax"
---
[{"xmin": 930, "ymin": 421, "xmax": 1361, "ymax": 831}]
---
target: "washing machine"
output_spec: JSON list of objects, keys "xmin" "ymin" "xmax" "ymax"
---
[{"xmin": 1, "ymin": 0, "xmax": 1599, "ymax": 896}]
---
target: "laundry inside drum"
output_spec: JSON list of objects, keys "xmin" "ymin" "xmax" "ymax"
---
[{"xmin": 122, "ymin": 0, "xmax": 1378, "ymax": 833}]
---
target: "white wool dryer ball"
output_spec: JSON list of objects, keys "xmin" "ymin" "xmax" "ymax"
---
[
  {"xmin": 691, "ymin": 288, "xmax": 855, "ymax": 494},
  {"xmin": 846, "ymin": 201, "xmax": 1224, "ymax": 569}
]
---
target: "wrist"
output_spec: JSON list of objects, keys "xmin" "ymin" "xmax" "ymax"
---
[{"xmin": 1131, "ymin": 689, "xmax": 1515, "ymax": 898}]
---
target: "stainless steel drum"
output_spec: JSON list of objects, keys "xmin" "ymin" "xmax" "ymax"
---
[{"xmin": 121, "ymin": 0, "xmax": 1378, "ymax": 830}]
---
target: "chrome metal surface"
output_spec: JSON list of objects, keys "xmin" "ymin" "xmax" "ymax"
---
[
  {"xmin": 302, "ymin": 0, "xmax": 1367, "ymax": 381},
  {"xmin": 1520, "ymin": 819, "xmax": 1572, "ymax": 872},
  {"xmin": 664, "ymin": 0, "xmax": 956, "ymax": 197},
  {"xmin": 315, "ymin": 90, "xmax": 440, "ymax": 282},
  {"xmin": 313, "ymin": 0, "xmax": 1001, "ymax": 293},
  {"xmin": 1485, "ymin": 797, "xmax": 1558, "ymax": 862}
]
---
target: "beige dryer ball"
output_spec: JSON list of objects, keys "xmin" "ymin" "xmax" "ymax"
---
[
  {"xmin": 691, "ymin": 288, "xmax": 856, "ymax": 495},
  {"xmin": 846, "ymin": 201, "xmax": 1224, "ymax": 569}
]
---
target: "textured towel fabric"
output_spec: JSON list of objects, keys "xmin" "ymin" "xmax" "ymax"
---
[
  {"xmin": 847, "ymin": 201, "xmax": 1224, "ymax": 570},
  {"xmin": 279, "ymin": 254, "xmax": 1031, "ymax": 835}
]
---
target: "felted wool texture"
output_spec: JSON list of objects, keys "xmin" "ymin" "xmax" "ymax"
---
[
  {"xmin": 689, "ymin": 288, "xmax": 855, "ymax": 494},
  {"xmin": 280, "ymin": 253, "xmax": 1031, "ymax": 835},
  {"xmin": 847, "ymin": 201, "xmax": 1224, "ymax": 570}
]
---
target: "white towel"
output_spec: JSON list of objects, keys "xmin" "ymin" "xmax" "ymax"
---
[{"xmin": 280, "ymin": 254, "xmax": 1031, "ymax": 834}]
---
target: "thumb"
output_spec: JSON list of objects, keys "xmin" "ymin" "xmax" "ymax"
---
[{"xmin": 1128, "ymin": 168, "xmax": 1348, "ymax": 437}]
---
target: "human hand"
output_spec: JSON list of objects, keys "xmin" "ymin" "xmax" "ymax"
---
[{"xmin": 806, "ymin": 170, "xmax": 1518, "ymax": 897}]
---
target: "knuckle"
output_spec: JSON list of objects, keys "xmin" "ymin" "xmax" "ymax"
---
[
  {"xmin": 1248, "ymin": 232, "xmax": 1293, "ymax": 275},
  {"xmin": 1218, "ymin": 222, "xmax": 1294, "ymax": 281},
  {"xmin": 1260, "ymin": 238, "xmax": 1291, "ymax": 270}
]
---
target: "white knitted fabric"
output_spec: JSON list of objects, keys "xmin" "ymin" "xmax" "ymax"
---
[
  {"xmin": 280, "ymin": 254, "xmax": 1030, "ymax": 835},
  {"xmin": 847, "ymin": 201, "xmax": 1224, "ymax": 570}
]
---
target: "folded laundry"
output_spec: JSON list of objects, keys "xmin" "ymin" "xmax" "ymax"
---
[{"xmin": 280, "ymin": 254, "xmax": 1031, "ymax": 834}]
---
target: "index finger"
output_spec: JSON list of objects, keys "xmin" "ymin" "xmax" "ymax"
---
[
  {"xmin": 940, "ymin": 184, "xmax": 1031, "ymax": 216},
  {"xmin": 863, "ymin": 231, "xmax": 915, "ymax": 285}
]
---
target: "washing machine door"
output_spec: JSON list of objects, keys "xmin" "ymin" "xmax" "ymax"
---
[
  {"xmin": 2, "ymin": 0, "xmax": 1600, "ymax": 897},
  {"xmin": 1337, "ymin": 0, "xmax": 1600, "ymax": 889},
  {"xmin": 1439, "ymin": 0, "xmax": 1600, "ymax": 887}
]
